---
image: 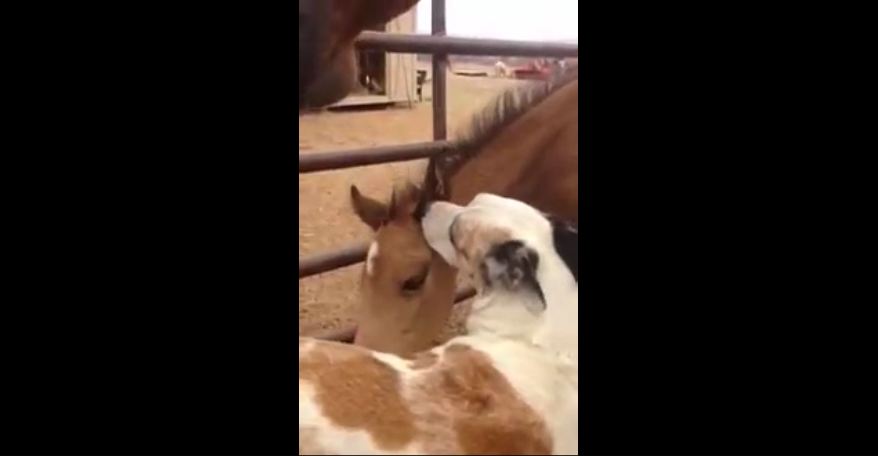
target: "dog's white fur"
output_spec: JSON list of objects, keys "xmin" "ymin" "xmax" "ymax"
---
[{"xmin": 299, "ymin": 193, "xmax": 578, "ymax": 455}]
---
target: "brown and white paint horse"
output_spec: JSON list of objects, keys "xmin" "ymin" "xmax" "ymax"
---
[
  {"xmin": 299, "ymin": 0, "xmax": 419, "ymax": 109},
  {"xmin": 300, "ymin": 194, "xmax": 578, "ymax": 455},
  {"xmin": 349, "ymin": 68, "xmax": 578, "ymax": 355}
]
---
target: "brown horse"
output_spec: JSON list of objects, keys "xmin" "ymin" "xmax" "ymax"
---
[
  {"xmin": 299, "ymin": 0, "xmax": 419, "ymax": 109},
  {"xmin": 349, "ymin": 68, "xmax": 578, "ymax": 355}
]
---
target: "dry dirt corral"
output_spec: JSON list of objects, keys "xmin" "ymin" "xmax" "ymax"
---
[{"xmin": 299, "ymin": 68, "xmax": 534, "ymax": 341}]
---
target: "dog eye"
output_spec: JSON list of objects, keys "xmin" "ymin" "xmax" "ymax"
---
[{"xmin": 401, "ymin": 268, "xmax": 429, "ymax": 293}]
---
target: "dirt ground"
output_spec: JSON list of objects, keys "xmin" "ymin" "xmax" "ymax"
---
[{"xmin": 298, "ymin": 66, "xmax": 533, "ymax": 338}]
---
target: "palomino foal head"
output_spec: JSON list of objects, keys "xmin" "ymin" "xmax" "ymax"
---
[
  {"xmin": 350, "ymin": 183, "xmax": 457, "ymax": 354},
  {"xmin": 351, "ymin": 182, "xmax": 578, "ymax": 355}
]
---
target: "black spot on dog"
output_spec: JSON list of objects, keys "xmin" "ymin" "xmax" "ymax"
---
[{"xmin": 481, "ymin": 240, "xmax": 545, "ymax": 306}]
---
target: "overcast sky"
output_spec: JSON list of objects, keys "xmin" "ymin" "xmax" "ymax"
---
[{"xmin": 415, "ymin": 0, "xmax": 578, "ymax": 42}]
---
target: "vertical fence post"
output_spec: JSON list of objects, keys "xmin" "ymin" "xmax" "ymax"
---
[
  {"xmin": 431, "ymin": 0, "xmax": 447, "ymax": 140},
  {"xmin": 302, "ymin": 7, "xmax": 579, "ymax": 342}
]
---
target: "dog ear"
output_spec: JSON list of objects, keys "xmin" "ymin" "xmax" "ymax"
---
[{"xmin": 480, "ymin": 240, "xmax": 545, "ymax": 309}]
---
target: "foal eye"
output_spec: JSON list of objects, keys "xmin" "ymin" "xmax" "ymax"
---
[{"xmin": 401, "ymin": 268, "xmax": 429, "ymax": 293}]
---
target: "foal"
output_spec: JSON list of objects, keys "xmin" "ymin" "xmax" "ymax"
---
[{"xmin": 299, "ymin": 194, "xmax": 578, "ymax": 455}]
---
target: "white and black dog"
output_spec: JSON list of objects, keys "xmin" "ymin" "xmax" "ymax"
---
[
  {"xmin": 423, "ymin": 193, "xmax": 579, "ymax": 365},
  {"xmin": 299, "ymin": 194, "xmax": 578, "ymax": 455}
]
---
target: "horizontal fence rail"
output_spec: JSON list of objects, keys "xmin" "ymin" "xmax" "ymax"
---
[
  {"xmin": 300, "ymin": 1, "xmax": 576, "ymax": 343},
  {"xmin": 299, "ymin": 242, "xmax": 369, "ymax": 279},
  {"xmin": 356, "ymin": 31, "xmax": 578, "ymax": 58},
  {"xmin": 310, "ymin": 286, "xmax": 478, "ymax": 342},
  {"xmin": 298, "ymin": 36, "xmax": 579, "ymax": 281},
  {"xmin": 299, "ymin": 140, "xmax": 453, "ymax": 174}
]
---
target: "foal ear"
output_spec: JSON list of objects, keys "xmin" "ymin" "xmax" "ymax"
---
[
  {"xmin": 350, "ymin": 185, "xmax": 388, "ymax": 231},
  {"xmin": 388, "ymin": 182, "xmax": 422, "ymax": 221}
]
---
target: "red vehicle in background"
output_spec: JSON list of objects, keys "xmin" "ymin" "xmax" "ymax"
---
[{"xmin": 512, "ymin": 58, "xmax": 564, "ymax": 80}]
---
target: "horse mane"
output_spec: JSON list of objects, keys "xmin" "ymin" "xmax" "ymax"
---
[{"xmin": 419, "ymin": 66, "xmax": 579, "ymax": 207}]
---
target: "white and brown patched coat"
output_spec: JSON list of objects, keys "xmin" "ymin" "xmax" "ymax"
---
[
  {"xmin": 299, "ymin": 334, "xmax": 577, "ymax": 455},
  {"xmin": 299, "ymin": 194, "xmax": 579, "ymax": 455}
]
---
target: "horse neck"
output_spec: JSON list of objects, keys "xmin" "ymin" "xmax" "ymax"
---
[{"xmin": 449, "ymin": 80, "xmax": 579, "ymax": 208}]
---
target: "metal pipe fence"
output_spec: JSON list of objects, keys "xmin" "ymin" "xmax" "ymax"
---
[{"xmin": 299, "ymin": 0, "xmax": 577, "ymax": 341}]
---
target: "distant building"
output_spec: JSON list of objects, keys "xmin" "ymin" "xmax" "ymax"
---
[{"xmin": 330, "ymin": 6, "xmax": 418, "ymax": 109}]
